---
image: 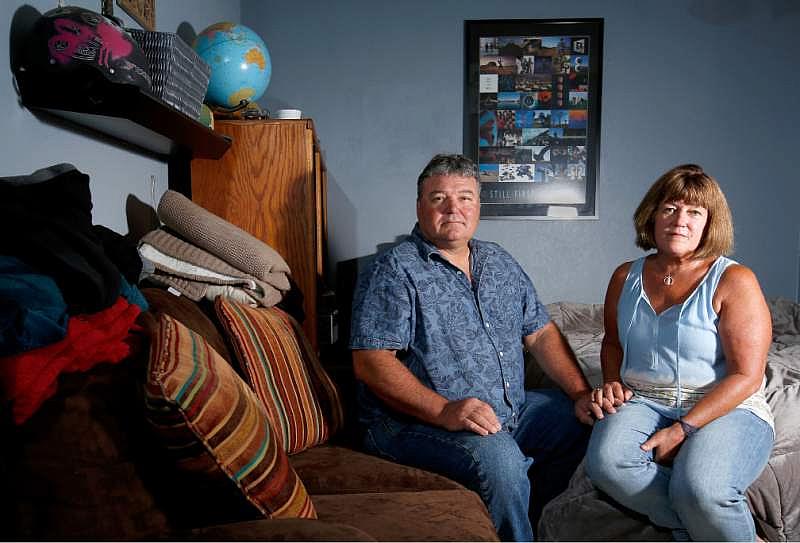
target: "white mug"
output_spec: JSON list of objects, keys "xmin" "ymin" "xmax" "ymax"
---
[{"xmin": 274, "ymin": 109, "xmax": 302, "ymax": 119}]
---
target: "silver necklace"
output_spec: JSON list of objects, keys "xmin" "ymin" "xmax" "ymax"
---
[{"xmin": 663, "ymin": 273, "xmax": 674, "ymax": 286}]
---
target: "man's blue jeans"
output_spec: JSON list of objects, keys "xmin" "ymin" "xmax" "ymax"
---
[
  {"xmin": 363, "ymin": 389, "xmax": 589, "ymax": 541},
  {"xmin": 585, "ymin": 398, "xmax": 773, "ymax": 541}
]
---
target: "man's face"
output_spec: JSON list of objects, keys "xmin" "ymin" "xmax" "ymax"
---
[{"xmin": 416, "ymin": 174, "xmax": 480, "ymax": 250}]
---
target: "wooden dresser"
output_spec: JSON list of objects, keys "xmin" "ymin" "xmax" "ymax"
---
[{"xmin": 190, "ymin": 119, "xmax": 328, "ymax": 351}]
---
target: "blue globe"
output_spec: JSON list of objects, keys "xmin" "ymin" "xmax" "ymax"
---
[{"xmin": 193, "ymin": 22, "xmax": 271, "ymax": 109}]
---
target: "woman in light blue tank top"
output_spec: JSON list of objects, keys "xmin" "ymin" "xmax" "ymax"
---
[{"xmin": 585, "ymin": 164, "xmax": 774, "ymax": 541}]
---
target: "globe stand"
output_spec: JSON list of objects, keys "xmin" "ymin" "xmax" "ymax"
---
[{"xmin": 210, "ymin": 100, "xmax": 270, "ymax": 120}]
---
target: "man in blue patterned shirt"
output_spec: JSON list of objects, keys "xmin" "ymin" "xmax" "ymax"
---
[{"xmin": 350, "ymin": 154, "xmax": 603, "ymax": 541}]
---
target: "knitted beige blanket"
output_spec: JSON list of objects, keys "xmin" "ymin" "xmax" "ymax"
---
[
  {"xmin": 139, "ymin": 229, "xmax": 285, "ymax": 307},
  {"xmin": 157, "ymin": 190, "xmax": 291, "ymax": 283}
]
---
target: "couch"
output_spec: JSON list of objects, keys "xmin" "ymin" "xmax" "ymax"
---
[
  {"xmin": 533, "ymin": 299, "xmax": 800, "ymax": 542},
  {"xmin": 1, "ymin": 286, "xmax": 499, "ymax": 541}
]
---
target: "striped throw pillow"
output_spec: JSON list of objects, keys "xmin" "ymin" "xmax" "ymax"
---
[
  {"xmin": 215, "ymin": 298, "xmax": 343, "ymax": 454},
  {"xmin": 284, "ymin": 308, "xmax": 345, "ymax": 437},
  {"xmin": 144, "ymin": 313, "xmax": 316, "ymax": 519}
]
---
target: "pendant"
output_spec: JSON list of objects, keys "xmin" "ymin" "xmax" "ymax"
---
[{"xmin": 663, "ymin": 274, "xmax": 674, "ymax": 286}]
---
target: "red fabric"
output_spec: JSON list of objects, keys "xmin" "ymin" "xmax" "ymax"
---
[{"xmin": 0, "ymin": 297, "xmax": 141, "ymax": 424}]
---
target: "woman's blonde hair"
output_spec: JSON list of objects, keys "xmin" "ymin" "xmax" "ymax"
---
[{"xmin": 633, "ymin": 164, "xmax": 734, "ymax": 258}]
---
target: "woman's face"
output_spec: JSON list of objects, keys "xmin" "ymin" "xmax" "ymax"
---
[{"xmin": 653, "ymin": 199, "xmax": 708, "ymax": 258}]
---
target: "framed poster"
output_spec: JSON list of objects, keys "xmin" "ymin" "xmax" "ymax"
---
[{"xmin": 464, "ymin": 19, "xmax": 603, "ymax": 219}]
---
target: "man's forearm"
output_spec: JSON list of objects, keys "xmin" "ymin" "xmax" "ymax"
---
[
  {"xmin": 526, "ymin": 323, "xmax": 592, "ymax": 400},
  {"xmin": 352, "ymin": 349, "xmax": 448, "ymax": 424},
  {"xmin": 352, "ymin": 349, "xmax": 503, "ymax": 435}
]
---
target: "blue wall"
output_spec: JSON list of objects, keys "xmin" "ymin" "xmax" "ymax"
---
[
  {"xmin": 3, "ymin": 1, "xmax": 797, "ymax": 304},
  {"xmin": 246, "ymin": 0, "xmax": 800, "ymax": 304},
  {"xmin": 1, "ymin": 0, "xmax": 239, "ymax": 234}
]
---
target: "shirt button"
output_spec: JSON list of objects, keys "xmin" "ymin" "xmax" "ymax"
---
[
  {"xmin": 499, "ymin": 351, "xmax": 504, "ymax": 358},
  {"xmin": 504, "ymin": 380, "xmax": 510, "ymax": 388}
]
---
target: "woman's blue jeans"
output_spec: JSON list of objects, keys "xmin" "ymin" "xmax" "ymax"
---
[
  {"xmin": 585, "ymin": 398, "xmax": 773, "ymax": 541},
  {"xmin": 363, "ymin": 389, "xmax": 589, "ymax": 542}
]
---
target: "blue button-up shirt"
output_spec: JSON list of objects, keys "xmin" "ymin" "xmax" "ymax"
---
[{"xmin": 349, "ymin": 224, "xmax": 550, "ymax": 428}]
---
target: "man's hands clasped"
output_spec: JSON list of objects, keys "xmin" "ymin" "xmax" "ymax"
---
[
  {"xmin": 576, "ymin": 380, "xmax": 634, "ymax": 425},
  {"xmin": 594, "ymin": 380, "xmax": 634, "ymax": 413}
]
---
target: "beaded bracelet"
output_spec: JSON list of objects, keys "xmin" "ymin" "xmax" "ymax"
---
[{"xmin": 679, "ymin": 419, "xmax": 699, "ymax": 438}]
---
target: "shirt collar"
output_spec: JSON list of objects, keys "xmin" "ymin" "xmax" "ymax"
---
[{"xmin": 410, "ymin": 223, "xmax": 478, "ymax": 262}]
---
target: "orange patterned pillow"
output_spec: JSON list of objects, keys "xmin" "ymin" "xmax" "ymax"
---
[
  {"xmin": 144, "ymin": 313, "xmax": 316, "ymax": 519},
  {"xmin": 215, "ymin": 298, "xmax": 343, "ymax": 454}
]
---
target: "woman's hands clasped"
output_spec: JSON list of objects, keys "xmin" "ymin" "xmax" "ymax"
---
[
  {"xmin": 576, "ymin": 380, "xmax": 633, "ymax": 424},
  {"xmin": 592, "ymin": 380, "xmax": 634, "ymax": 414}
]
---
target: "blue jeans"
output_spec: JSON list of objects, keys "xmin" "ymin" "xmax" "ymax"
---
[
  {"xmin": 363, "ymin": 389, "xmax": 589, "ymax": 541},
  {"xmin": 585, "ymin": 398, "xmax": 774, "ymax": 541}
]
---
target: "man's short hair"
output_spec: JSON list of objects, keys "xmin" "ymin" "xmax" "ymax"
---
[
  {"xmin": 417, "ymin": 154, "xmax": 479, "ymax": 200},
  {"xmin": 633, "ymin": 163, "xmax": 734, "ymax": 258}
]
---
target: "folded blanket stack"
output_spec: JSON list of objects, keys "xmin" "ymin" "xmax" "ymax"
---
[
  {"xmin": 138, "ymin": 190, "xmax": 292, "ymax": 308},
  {"xmin": 0, "ymin": 297, "xmax": 141, "ymax": 424},
  {"xmin": 0, "ymin": 164, "xmax": 148, "ymax": 424},
  {"xmin": 0, "ymin": 256, "xmax": 68, "ymax": 357},
  {"xmin": 0, "ymin": 164, "xmax": 121, "ymax": 314}
]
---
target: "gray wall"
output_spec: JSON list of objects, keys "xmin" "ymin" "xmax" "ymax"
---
[
  {"xmin": 247, "ymin": 0, "xmax": 800, "ymax": 304},
  {"xmin": 1, "ymin": 0, "xmax": 239, "ymax": 234}
]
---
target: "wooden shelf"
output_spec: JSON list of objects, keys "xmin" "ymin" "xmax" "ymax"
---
[{"xmin": 16, "ymin": 69, "xmax": 231, "ymax": 159}]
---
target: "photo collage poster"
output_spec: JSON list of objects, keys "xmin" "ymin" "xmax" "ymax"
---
[{"xmin": 474, "ymin": 32, "xmax": 596, "ymax": 217}]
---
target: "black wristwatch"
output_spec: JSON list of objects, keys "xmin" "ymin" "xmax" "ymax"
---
[{"xmin": 678, "ymin": 419, "xmax": 699, "ymax": 438}]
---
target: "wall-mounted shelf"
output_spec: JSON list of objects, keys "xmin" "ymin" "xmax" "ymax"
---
[{"xmin": 16, "ymin": 69, "xmax": 231, "ymax": 160}]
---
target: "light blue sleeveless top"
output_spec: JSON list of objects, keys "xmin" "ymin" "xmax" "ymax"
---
[{"xmin": 617, "ymin": 255, "xmax": 773, "ymax": 426}]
